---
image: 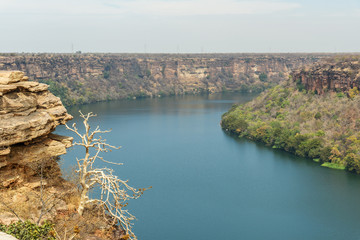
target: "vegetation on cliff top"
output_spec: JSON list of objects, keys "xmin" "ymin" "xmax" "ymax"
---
[{"xmin": 221, "ymin": 79, "xmax": 360, "ymax": 173}]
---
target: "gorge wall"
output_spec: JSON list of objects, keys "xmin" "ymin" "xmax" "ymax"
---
[
  {"xmin": 292, "ymin": 55, "xmax": 360, "ymax": 94},
  {"xmin": 0, "ymin": 53, "xmax": 329, "ymax": 105}
]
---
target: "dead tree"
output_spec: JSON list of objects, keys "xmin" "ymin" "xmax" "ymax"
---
[{"xmin": 66, "ymin": 111, "xmax": 149, "ymax": 240}]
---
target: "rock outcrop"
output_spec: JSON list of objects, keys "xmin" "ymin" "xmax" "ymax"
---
[
  {"xmin": 0, "ymin": 70, "xmax": 72, "ymax": 189},
  {"xmin": 0, "ymin": 71, "xmax": 138, "ymax": 239},
  {"xmin": 0, "ymin": 53, "xmax": 329, "ymax": 105},
  {"xmin": 291, "ymin": 55, "xmax": 360, "ymax": 94}
]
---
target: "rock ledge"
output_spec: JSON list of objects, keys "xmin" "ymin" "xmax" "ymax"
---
[{"xmin": 0, "ymin": 71, "xmax": 73, "ymax": 188}]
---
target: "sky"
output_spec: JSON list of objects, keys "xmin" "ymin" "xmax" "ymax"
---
[{"xmin": 0, "ymin": 0, "xmax": 359, "ymax": 53}]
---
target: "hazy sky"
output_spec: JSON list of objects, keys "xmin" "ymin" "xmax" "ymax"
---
[{"xmin": 0, "ymin": 0, "xmax": 359, "ymax": 53}]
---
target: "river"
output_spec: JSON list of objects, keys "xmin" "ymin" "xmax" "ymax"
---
[{"xmin": 56, "ymin": 93, "xmax": 360, "ymax": 240}]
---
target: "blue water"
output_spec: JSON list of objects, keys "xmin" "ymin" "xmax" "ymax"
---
[{"xmin": 56, "ymin": 93, "xmax": 360, "ymax": 240}]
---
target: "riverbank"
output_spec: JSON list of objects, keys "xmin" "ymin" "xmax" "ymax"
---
[
  {"xmin": 221, "ymin": 79, "xmax": 360, "ymax": 173},
  {"xmin": 55, "ymin": 91, "xmax": 360, "ymax": 240}
]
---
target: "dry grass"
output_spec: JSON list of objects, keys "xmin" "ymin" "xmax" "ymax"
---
[
  {"xmin": 0, "ymin": 187, "xmax": 41, "ymax": 223},
  {"xmin": 0, "ymin": 185, "xmax": 125, "ymax": 239}
]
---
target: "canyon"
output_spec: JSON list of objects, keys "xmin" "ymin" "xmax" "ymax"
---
[{"xmin": 0, "ymin": 53, "xmax": 329, "ymax": 105}]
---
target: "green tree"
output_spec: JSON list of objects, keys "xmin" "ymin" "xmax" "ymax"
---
[
  {"xmin": 259, "ymin": 73, "xmax": 268, "ymax": 82},
  {"xmin": 348, "ymin": 87, "xmax": 359, "ymax": 99},
  {"xmin": 345, "ymin": 153, "xmax": 360, "ymax": 174}
]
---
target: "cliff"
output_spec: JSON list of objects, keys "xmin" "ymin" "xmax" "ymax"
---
[
  {"xmin": 0, "ymin": 53, "xmax": 327, "ymax": 105},
  {"xmin": 0, "ymin": 72, "xmax": 133, "ymax": 239},
  {"xmin": 292, "ymin": 56, "xmax": 360, "ymax": 94},
  {"xmin": 0, "ymin": 71, "xmax": 73, "ymax": 223}
]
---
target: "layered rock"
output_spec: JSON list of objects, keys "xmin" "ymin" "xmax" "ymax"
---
[
  {"xmin": 0, "ymin": 53, "xmax": 329, "ymax": 105},
  {"xmin": 0, "ymin": 72, "xmax": 130, "ymax": 239},
  {"xmin": 0, "ymin": 71, "xmax": 73, "ymax": 189},
  {"xmin": 291, "ymin": 56, "xmax": 360, "ymax": 94}
]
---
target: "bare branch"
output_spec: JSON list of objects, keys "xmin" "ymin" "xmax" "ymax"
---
[{"xmin": 66, "ymin": 112, "xmax": 149, "ymax": 240}]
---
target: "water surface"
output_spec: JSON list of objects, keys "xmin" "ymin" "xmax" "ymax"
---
[{"xmin": 56, "ymin": 93, "xmax": 360, "ymax": 240}]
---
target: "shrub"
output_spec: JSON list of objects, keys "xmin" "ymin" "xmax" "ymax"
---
[
  {"xmin": 0, "ymin": 221, "xmax": 55, "ymax": 240},
  {"xmin": 336, "ymin": 92, "xmax": 345, "ymax": 98},
  {"xmin": 348, "ymin": 87, "xmax": 359, "ymax": 99},
  {"xmin": 315, "ymin": 130, "xmax": 325, "ymax": 137},
  {"xmin": 314, "ymin": 112, "xmax": 322, "ymax": 119},
  {"xmin": 345, "ymin": 153, "xmax": 360, "ymax": 174},
  {"xmin": 221, "ymin": 113, "xmax": 248, "ymax": 133},
  {"xmin": 259, "ymin": 73, "xmax": 268, "ymax": 82},
  {"xmin": 296, "ymin": 79, "xmax": 305, "ymax": 91},
  {"xmin": 296, "ymin": 137, "xmax": 323, "ymax": 158},
  {"xmin": 103, "ymin": 64, "xmax": 111, "ymax": 79}
]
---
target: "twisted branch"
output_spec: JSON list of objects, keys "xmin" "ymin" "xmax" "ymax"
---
[{"xmin": 65, "ymin": 111, "xmax": 149, "ymax": 240}]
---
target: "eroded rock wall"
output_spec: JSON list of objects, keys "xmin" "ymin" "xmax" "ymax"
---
[
  {"xmin": 0, "ymin": 71, "xmax": 72, "ymax": 189},
  {"xmin": 0, "ymin": 53, "xmax": 328, "ymax": 105},
  {"xmin": 291, "ymin": 56, "xmax": 360, "ymax": 94}
]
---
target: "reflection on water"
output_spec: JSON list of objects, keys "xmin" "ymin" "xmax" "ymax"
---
[{"xmin": 56, "ymin": 93, "xmax": 360, "ymax": 240}]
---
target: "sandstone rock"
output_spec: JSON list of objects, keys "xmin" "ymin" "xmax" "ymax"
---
[
  {"xmin": 292, "ymin": 57, "xmax": 360, "ymax": 94},
  {"xmin": 0, "ymin": 92, "xmax": 37, "ymax": 114},
  {"xmin": 0, "ymin": 213, "xmax": 22, "ymax": 225},
  {"xmin": 0, "ymin": 72, "xmax": 72, "ymax": 147},
  {"xmin": 55, "ymin": 199, "xmax": 68, "ymax": 212},
  {"xmin": 0, "ymin": 160, "xmax": 7, "ymax": 168},
  {"xmin": 0, "ymin": 232, "xmax": 19, "ymax": 240},
  {"xmin": 0, "ymin": 71, "xmax": 73, "ymax": 190},
  {"xmin": 0, "ymin": 147, "xmax": 10, "ymax": 156},
  {"xmin": 23, "ymin": 180, "xmax": 48, "ymax": 189},
  {"xmin": 0, "ymin": 85, "xmax": 17, "ymax": 95},
  {"xmin": 12, "ymin": 192, "xmax": 29, "ymax": 203},
  {"xmin": 49, "ymin": 133, "xmax": 73, "ymax": 148},
  {"xmin": 0, "ymin": 71, "xmax": 24, "ymax": 84},
  {"xmin": 0, "ymin": 111, "xmax": 56, "ymax": 147},
  {"xmin": 6, "ymin": 137, "xmax": 69, "ymax": 164},
  {"xmin": 12, "ymin": 82, "xmax": 49, "ymax": 92},
  {"xmin": 12, "ymin": 80, "xmax": 39, "ymax": 89},
  {"xmin": 2, "ymin": 175, "xmax": 21, "ymax": 188},
  {"xmin": 37, "ymin": 91, "xmax": 62, "ymax": 109}
]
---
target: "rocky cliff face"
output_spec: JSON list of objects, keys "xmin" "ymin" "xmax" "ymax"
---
[
  {"xmin": 0, "ymin": 53, "xmax": 327, "ymax": 105},
  {"xmin": 291, "ymin": 56, "xmax": 360, "ymax": 94},
  {"xmin": 0, "ymin": 71, "xmax": 72, "ymax": 188},
  {"xmin": 0, "ymin": 71, "xmax": 130, "ymax": 238},
  {"xmin": 0, "ymin": 71, "xmax": 73, "ymax": 223}
]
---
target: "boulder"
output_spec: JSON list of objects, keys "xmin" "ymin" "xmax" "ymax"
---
[{"xmin": 0, "ymin": 71, "xmax": 72, "ymax": 147}]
